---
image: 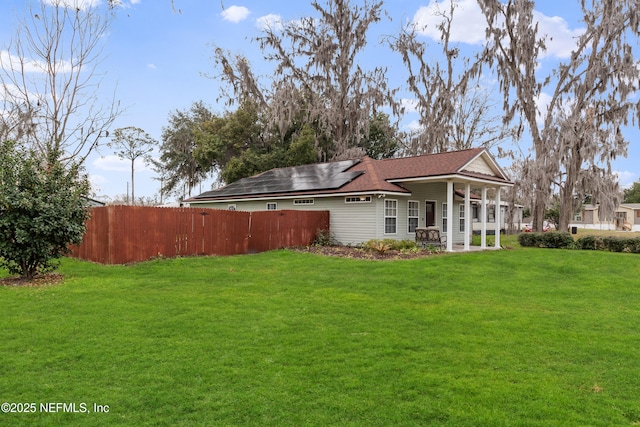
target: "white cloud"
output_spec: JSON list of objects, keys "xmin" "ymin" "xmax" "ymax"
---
[
  {"xmin": 535, "ymin": 92, "xmax": 553, "ymax": 122},
  {"xmin": 221, "ymin": 5, "xmax": 250, "ymax": 23},
  {"xmin": 93, "ymin": 155, "xmax": 152, "ymax": 172},
  {"xmin": 147, "ymin": 63, "xmax": 157, "ymax": 70},
  {"xmin": 412, "ymin": 0, "xmax": 583, "ymax": 58},
  {"xmin": 256, "ymin": 14, "xmax": 283, "ymax": 31},
  {"xmin": 616, "ymin": 170, "xmax": 637, "ymax": 188},
  {"xmin": 1, "ymin": 50, "xmax": 44, "ymax": 74},
  {"xmin": 412, "ymin": 0, "xmax": 486, "ymax": 45},
  {"xmin": 89, "ymin": 174, "xmax": 106, "ymax": 193},
  {"xmin": 533, "ymin": 11, "xmax": 584, "ymax": 59},
  {"xmin": 400, "ymin": 98, "xmax": 419, "ymax": 114},
  {"xmin": 405, "ymin": 119, "xmax": 423, "ymax": 133},
  {"xmin": 1, "ymin": 50, "xmax": 74, "ymax": 74}
]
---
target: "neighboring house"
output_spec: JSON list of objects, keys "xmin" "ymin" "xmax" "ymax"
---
[
  {"xmin": 186, "ymin": 148, "xmax": 514, "ymax": 251},
  {"xmin": 471, "ymin": 201, "xmax": 524, "ymax": 234},
  {"xmin": 571, "ymin": 203, "xmax": 640, "ymax": 232},
  {"xmin": 84, "ymin": 197, "xmax": 106, "ymax": 207}
]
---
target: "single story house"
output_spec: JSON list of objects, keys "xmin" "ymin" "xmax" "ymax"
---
[
  {"xmin": 572, "ymin": 203, "xmax": 640, "ymax": 232},
  {"xmin": 186, "ymin": 148, "xmax": 514, "ymax": 251}
]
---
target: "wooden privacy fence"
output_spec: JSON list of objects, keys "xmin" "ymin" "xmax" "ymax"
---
[{"xmin": 70, "ymin": 206, "xmax": 330, "ymax": 264}]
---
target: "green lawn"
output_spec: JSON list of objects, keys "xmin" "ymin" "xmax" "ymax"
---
[{"xmin": 1, "ymin": 245, "xmax": 640, "ymax": 426}]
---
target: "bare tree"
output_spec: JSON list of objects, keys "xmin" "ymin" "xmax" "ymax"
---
[
  {"xmin": 390, "ymin": 1, "xmax": 511, "ymax": 155},
  {"xmin": 107, "ymin": 127, "xmax": 156, "ymax": 204},
  {"xmin": 212, "ymin": 0, "xmax": 400, "ymax": 161},
  {"xmin": 478, "ymin": 0, "xmax": 640, "ymax": 231},
  {"xmin": 0, "ymin": 0, "xmax": 121, "ymax": 164}
]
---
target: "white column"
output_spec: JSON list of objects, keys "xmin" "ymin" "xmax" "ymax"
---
[
  {"xmin": 495, "ymin": 187, "xmax": 501, "ymax": 248},
  {"xmin": 481, "ymin": 186, "xmax": 487, "ymax": 249},
  {"xmin": 446, "ymin": 180, "xmax": 454, "ymax": 252},
  {"xmin": 464, "ymin": 183, "xmax": 471, "ymax": 251}
]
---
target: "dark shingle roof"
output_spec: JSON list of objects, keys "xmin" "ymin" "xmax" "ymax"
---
[
  {"xmin": 187, "ymin": 148, "xmax": 511, "ymax": 202},
  {"xmin": 190, "ymin": 159, "xmax": 363, "ymax": 200}
]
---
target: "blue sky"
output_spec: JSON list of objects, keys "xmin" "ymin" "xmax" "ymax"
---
[{"xmin": 1, "ymin": 0, "xmax": 638, "ymax": 202}]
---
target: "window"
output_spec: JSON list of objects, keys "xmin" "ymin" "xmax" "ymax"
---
[
  {"xmin": 573, "ymin": 211, "xmax": 583, "ymax": 222},
  {"xmin": 266, "ymin": 202, "xmax": 277, "ymax": 210},
  {"xmin": 459, "ymin": 204, "xmax": 465, "ymax": 233},
  {"xmin": 345, "ymin": 195, "xmax": 371, "ymax": 203},
  {"xmin": 407, "ymin": 201, "xmax": 419, "ymax": 233},
  {"xmin": 385, "ymin": 200, "xmax": 397, "ymax": 234},
  {"xmin": 488, "ymin": 205, "xmax": 495, "ymax": 222},
  {"xmin": 472, "ymin": 204, "xmax": 479, "ymax": 222},
  {"xmin": 442, "ymin": 203, "xmax": 448, "ymax": 230},
  {"xmin": 293, "ymin": 199, "xmax": 314, "ymax": 205}
]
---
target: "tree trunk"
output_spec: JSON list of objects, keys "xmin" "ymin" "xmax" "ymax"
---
[
  {"xmin": 532, "ymin": 197, "xmax": 545, "ymax": 232},
  {"xmin": 558, "ymin": 189, "xmax": 573, "ymax": 233}
]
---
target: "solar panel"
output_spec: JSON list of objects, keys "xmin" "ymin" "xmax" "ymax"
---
[{"xmin": 193, "ymin": 159, "xmax": 362, "ymax": 199}]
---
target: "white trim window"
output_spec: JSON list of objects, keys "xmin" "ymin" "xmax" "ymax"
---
[
  {"xmin": 385, "ymin": 199, "xmax": 398, "ymax": 234},
  {"xmin": 293, "ymin": 199, "xmax": 314, "ymax": 205},
  {"xmin": 442, "ymin": 203, "xmax": 448, "ymax": 231},
  {"xmin": 345, "ymin": 195, "xmax": 372, "ymax": 203},
  {"xmin": 459, "ymin": 204, "xmax": 465, "ymax": 233},
  {"xmin": 407, "ymin": 200, "xmax": 419, "ymax": 233},
  {"xmin": 266, "ymin": 202, "xmax": 277, "ymax": 210}
]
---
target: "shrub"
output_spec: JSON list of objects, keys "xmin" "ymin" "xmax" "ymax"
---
[
  {"xmin": 363, "ymin": 239, "xmax": 418, "ymax": 254},
  {"xmin": 518, "ymin": 232, "xmax": 574, "ymax": 249},
  {"xmin": 313, "ymin": 229, "xmax": 339, "ymax": 246},
  {"xmin": 363, "ymin": 239, "xmax": 393, "ymax": 255},
  {"xmin": 568, "ymin": 235, "xmax": 640, "ymax": 253},
  {"xmin": 389, "ymin": 239, "xmax": 418, "ymax": 251},
  {"xmin": 0, "ymin": 141, "xmax": 91, "ymax": 279},
  {"xmin": 573, "ymin": 235, "xmax": 598, "ymax": 250}
]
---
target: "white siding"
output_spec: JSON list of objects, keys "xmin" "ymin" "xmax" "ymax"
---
[
  {"xmin": 401, "ymin": 182, "xmax": 468, "ymax": 244},
  {"xmin": 193, "ymin": 197, "xmax": 377, "ymax": 245},
  {"xmin": 465, "ymin": 156, "xmax": 494, "ymax": 176},
  {"xmin": 191, "ymin": 182, "xmax": 474, "ymax": 245}
]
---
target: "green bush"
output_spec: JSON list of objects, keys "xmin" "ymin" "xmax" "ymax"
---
[
  {"xmin": 518, "ymin": 232, "xmax": 574, "ymax": 249},
  {"xmin": 313, "ymin": 229, "xmax": 339, "ymax": 246},
  {"xmin": 574, "ymin": 235, "xmax": 640, "ymax": 253},
  {"xmin": 0, "ymin": 141, "xmax": 91, "ymax": 279},
  {"xmin": 573, "ymin": 235, "xmax": 598, "ymax": 250},
  {"xmin": 389, "ymin": 239, "xmax": 418, "ymax": 251},
  {"xmin": 363, "ymin": 239, "xmax": 417, "ymax": 253}
]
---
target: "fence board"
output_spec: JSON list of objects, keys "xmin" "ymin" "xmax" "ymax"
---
[
  {"xmin": 248, "ymin": 210, "xmax": 330, "ymax": 253},
  {"xmin": 70, "ymin": 206, "xmax": 328, "ymax": 264}
]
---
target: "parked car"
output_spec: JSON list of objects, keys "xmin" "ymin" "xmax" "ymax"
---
[{"xmin": 523, "ymin": 222, "xmax": 552, "ymax": 232}]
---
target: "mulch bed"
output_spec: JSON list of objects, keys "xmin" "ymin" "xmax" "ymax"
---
[
  {"xmin": 0, "ymin": 273, "xmax": 65, "ymax": 287},
  {"xmin": 293, "ymin": 245, "xmax": 438, "ymax": 260}
]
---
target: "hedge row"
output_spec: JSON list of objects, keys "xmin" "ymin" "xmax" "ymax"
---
[
  {"xmin": 518, "ymin": 232, "xmax": 640, "ymax": 253},
  {"xmin": 517, "ymin": 232, "xmax": 574, "ymax": 248},
  {"xmin": 572, "ymin": 235, "xmax": 640, "ymax": 253}
]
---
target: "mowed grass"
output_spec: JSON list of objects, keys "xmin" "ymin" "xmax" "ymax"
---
[{"xmin": 1, "ymin": 245, "xmax": 640, "ymax": 426}]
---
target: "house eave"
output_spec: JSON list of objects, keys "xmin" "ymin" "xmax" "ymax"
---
[
  {"xmin": 187, "ymin": 190, "xmax": 411, "ymax": 204},
  {"xmin": 388, "ymin": 173, "xmax": 514, "ymax": 187}
]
